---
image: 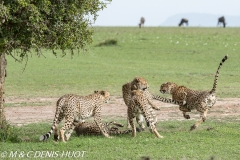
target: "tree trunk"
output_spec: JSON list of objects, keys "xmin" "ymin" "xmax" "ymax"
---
[{"xmin": 0, "ymin": 52, "xmax": 7, "ymax": 128}]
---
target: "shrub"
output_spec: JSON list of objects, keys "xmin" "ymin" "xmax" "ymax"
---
[{"xmin": 0, "ymin": 122, "xmax": 21, "ymax": 143}]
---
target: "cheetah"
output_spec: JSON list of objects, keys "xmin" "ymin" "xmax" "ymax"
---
[
  {"xmin": 159, "ymin": 55, "xmax": 228, "ymax": 130},
  {"xmin": 128, "ymin": 89, "xmax": 163, "ymax": 138},
  {"xmin": 73, "ymin": 121, "xmax": 132, "ymax": 136},
  {"xmin": 122, "ymin": 77, "xmax": 182, "ymax": 130},
  {"xmin": 40, "ymin": 90, "xmax": 111, "ymax": 142}
]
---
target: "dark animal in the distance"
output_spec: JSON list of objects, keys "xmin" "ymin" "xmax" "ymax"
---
[
  {"xmin": 139, "ymin": 17, "xmax": 145, "ymax": 28},
  {"xmin": 178, "ymin": 18, "xmax": 188, "ymax": 27},
  {"xmin": 217, "ymin": 16, "xmax": 226, "ymax": 28}
]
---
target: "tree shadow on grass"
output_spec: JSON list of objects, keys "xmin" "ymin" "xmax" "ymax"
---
[{"xmin": 95, "ymin": 39, "xmax": 118, "ymax": 47}]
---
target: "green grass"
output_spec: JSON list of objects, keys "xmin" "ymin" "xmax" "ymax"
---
[
  {"xmin": 1, "ymin": 119, "xmax": 240, "ymax": 159},
  {"xmin": 2, "ymin": 27, "xmax": 240, "ymax": 159},
  {"xmin": 5, "ymin": 27, "xmax": 240, "ymax": 98}
]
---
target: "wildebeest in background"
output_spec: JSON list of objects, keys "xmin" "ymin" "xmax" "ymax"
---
[
  {"xmin": 139, "ymin": 17, "xmax": 145, "ymax": 28},
  {"xmin": 178, "ymin": 18, "xmax": 188, "ymax": 27},
  {"xmin": 217, "ymin": 16, "xmax": 226, "ymax": 28}
]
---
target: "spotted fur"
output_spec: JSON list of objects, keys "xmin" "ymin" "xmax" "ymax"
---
[
  {"xmin": 74, "ymin": 121, "xmax": 132, "ymax": 136},
  {"xmin": 40, "ymin": 90, "xmax": 111, "ymax": 142},
  {"xmin": 122, "ymin": 77, "xmax": 159, "ymax": 130},
  {"xmin": 159, "ymin": 55, "xmax": 228, "ymax": 130},
  {"xmin": 128, "ymin": 89, "xmax": 163, "ymax": 138},
  {"xmin": 122, "ymin": 77, "xmax": 182, "ymax": 130}
]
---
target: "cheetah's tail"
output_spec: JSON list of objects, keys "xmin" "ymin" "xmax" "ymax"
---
[
  {"xmin": 210, "ymin": 55, "xmax": 228, "ymax": 94},
  {"xmin": 152, "ymin": 95, "xmax": 184, "ymax": 105},
  {"xmin": 39, "ymin": 125, "xmax": 56, "ymax": 141},
  {"xmin": 39, "ymin": 98, "xmax": 63, "ymax": 141}
]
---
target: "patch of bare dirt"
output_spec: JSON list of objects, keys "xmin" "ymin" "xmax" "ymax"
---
[{"xmin": 5, "ymin": 96, "xmax": 240, "ymax": 126}]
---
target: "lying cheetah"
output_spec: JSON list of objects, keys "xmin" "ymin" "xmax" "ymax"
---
[
  {"xmin": 159, "ymin": 55, "xmax": 228, "ymax": 130},
  {"xmin": 73, "ymin": 121, "xmax": 132, "ymax": 136},
  {"xmin": 128, "ymin": 89, "xmax": 163, "ymax": 138},
  {"xmin": 40, "ymin": 90, "xmax": 111, "ymax": 142}
]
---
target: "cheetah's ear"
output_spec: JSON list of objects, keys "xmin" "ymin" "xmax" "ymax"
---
[
  {"xmin": 163, "ymin": 82, "xmax": 169, "ymax": 85},
  {"xmin": 160, "ymin": 82, "xmax": 166, "ymax": 87},
  {"xmin": 134, "ymin": 77, "xmax": 140, "ymax": 82},
  {"xmin": 100, "ymin": 91, "xmax": 106, "ymax": 96},
  {"xmin": 94, "ymin": 90, "xmax": 99, "ymax": 93}
]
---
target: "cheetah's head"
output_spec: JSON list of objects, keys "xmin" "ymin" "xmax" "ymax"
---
[
  {"xmin": 94, "ymin": 90, "xmax": 110, "ymax": 103},
  {"xmin": 130, "ymin": 77, "xmax": 149, "ymax": 91},
  {"xmin": 160, "ymin": 82, "xmax": 178, "ymax": 94}
]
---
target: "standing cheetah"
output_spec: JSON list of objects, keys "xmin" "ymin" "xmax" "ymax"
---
[
  {"xmin": 40, "ymin": 90, "xmax": 111, "ymax": 142},
  {"xmin": 122, "ymin": 77, "xmax": 182, "ymax": 130},
  {"xmin": 128, "ymin": 89, "xmax": 163, "ymax": 138}
]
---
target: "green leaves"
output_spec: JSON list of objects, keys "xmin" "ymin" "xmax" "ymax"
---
[{"xmin": 0, "ymin": 0, "xmax": 110, "ymax": 60}]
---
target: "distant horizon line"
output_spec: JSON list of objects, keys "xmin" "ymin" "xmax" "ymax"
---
[
  {"xmin": 92, "ymin": 25, "xmax": 240, "ymax": 27},
  {"xmin": 93, "ymin": 13, "xmax": 240, "ymax": 27}
]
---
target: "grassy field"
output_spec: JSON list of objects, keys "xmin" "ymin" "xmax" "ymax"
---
[
  {"xmin": 5, "ymin": 27, "xmax": 240, "ymax": 98},
  {"xmin": 2, "ymin": 27, "xmax": 240, "ymax": 159},
  {"xmin": 1, "ymin": 119, "xmax": 240, "ymax": 159}
]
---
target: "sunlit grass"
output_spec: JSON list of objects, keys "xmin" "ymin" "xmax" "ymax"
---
[
  {"xmin": 3, "ymin": 27, "xmax": 240, "ymax": 159},
  {"xmin": 5, "ymin": 27, "xmax": 240, "ymax": 98},
  {"xmin": 1, "ymin": 119, "xmax": 240, "ymax": 159}
]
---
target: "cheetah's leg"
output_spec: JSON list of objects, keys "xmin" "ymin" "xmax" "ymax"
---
[
  {"xmin": 59, "ymin": 128, "xmax": 65, "ymax": 143},
  {"xmin": 179, "ymin": 105, "xmax": 191, "ymax": 119},
  {"xmin": 128, "ymin": 107, "xmax": 137, "ymax": 137},
  {"xmin": 54, "ymin": 112, "xmax": 64, "ymax": 141},
  {"xmin": 136, "ymin": 114, "xmax": 157, "ymax": 131},
  {"xmin": 140, "ymin": 101, "xmax": 158, "ymax": 129},
  {"xmin": 65, "ymin": 122, "xmax": 77, "ymax": 141},
  {"xmin": 53, "ymin": 125, "xmax": 58, "ymax": 141},
  {"xmin": 144, "ymin": 116, "xmax": 163, "ymax": 138},
  {"xmin": 127, "ymin": 117, "xmax": 131, "ymax": 128},
  {"xmin": 147, "ymin": 99, "xmax": 159, "ymax": 125},
  {"xmin": 144, "ymin": 108, "xmax": 158, "ymax": 130},
  {"xmin": 59, "ymin": 115, "xmax": 75, "ymax": 142},
  {"xmin": 148, "ymin": 99, "xmax": 161, "ymax": 110},
  {"xmin": 150, "ymin": 123, "xmax": 163, "ymax": 138},
  {"xmin": 128, "ymin": 99, "xmax": 159, "ymax": 130},
  {"xmin": 111, "ymin": 121, "xmax": 124, "ymax": 127},
  {"xmin": 93, "ymin": 108, "xmax": 112, "ymax": 138},
  {"xmin": 136, "ymin": 114, "xmax": 145, "ymax": 130},
  {"xmin": 127, "ymin": 114, "xmax": 145, "ymax": 130},
  {"xmin": 137, "ymin": 101, "xmax": 163, "ymax": 138},
  {"xmin": 148, "ymin": 107, "xmax": 158, "ymax": 126},
  {"xmin": 130, "ymin": 117, "xmax": 136, "ymax": 137},
  {"xmin": 190, "ymin": 108, "xmax": 209, "ymax": 131}
]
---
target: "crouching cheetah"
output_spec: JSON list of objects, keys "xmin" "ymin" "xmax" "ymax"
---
[
  {"xmin": 74, "ymin": 121, "xmax": 132, "ymax": 136},
  {"xmin": 40, "ymin": 90, "xmax": 111, "ymax": 142},
  {"xmin": 122, "ymin": 77, "xmax": 181, "ymax": 130},
  {"xmin": 159, "ymin": 55, "xmax": 228, "ymax": 130},
  {"xmin": 128, "ymin": 89, "xmax": 163, "ymax": 138}
]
